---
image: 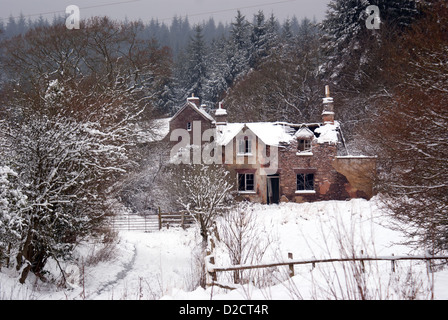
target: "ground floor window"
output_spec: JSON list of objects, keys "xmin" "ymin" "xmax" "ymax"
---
[
  {"xmin": 238, "ymin": 173, "xmax": 255, "ymax": 191},
  {"xmin": 296, "ymin": 173, "xmax": 314, "ymax": 191}
]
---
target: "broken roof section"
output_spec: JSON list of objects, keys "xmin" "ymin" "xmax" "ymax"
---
[
  {"xmin": 216, "ymin": 121, "xmax": 341, "ymax": 147},
  {"xmin": 315, "ymin": 121, "xmax": 340, "ymax": 145}
]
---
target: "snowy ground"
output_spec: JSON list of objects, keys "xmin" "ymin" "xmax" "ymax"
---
[{"xmin": 1, "ymin": 197, "xmax": 448, "ymax": 300}]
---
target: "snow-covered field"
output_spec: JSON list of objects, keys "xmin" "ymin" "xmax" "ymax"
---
[{"xmin": 1, "ymin": 198, "xmax": 448, "ymax": 300}]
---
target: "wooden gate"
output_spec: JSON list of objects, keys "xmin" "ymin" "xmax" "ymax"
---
[
  {"xmin": 110, "ymin": 210, "xmax": 196, "ymax": 232},
  {"xmin": 110, "ymin": 214, "xmax": 159, "ymax": 232}
]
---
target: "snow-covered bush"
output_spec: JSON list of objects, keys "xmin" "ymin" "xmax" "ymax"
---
[
  {"xmin": 0, "ymin": 18, "xmax": 172, "ymax": 284},
  {"xmin": 2, "ymin": 113, "xmax": 132, "ymax": 283},
  {"xmin": 0, "ymin": 166, "xmax": 27, "ymax": 267}
]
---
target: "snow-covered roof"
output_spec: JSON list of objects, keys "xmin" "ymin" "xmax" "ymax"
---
[
  {"xmin": 169, "ymin": 97, "xmax": 341, "ymax": 147},
  {"xmin": 170, "ymin": 101, "xmax": 215, "ymax": 123},
  {"xmin": 195, "ymin": 103, "xmax": 215, "ymax": 122},
  {"xmin": 216, "ymin": 121, "xmax": 341, "ymax": 147},
  {"xmin": 216, "ymin": 122, "xmax": 295, "ymax": 147},
  {"xmin": 215, "ymin": 108, "xmax": 227, "ymax": 116},
  {"xmin": 294, "ymin": 126, "xmax": 315, "ymax": 139},
  {"xmin": 215, "ymin": 123, "xmax": 245, "ymax": 146},
  {"xmin": 314, "ymin": 121, "xmax": 340, "ymax": 144}
]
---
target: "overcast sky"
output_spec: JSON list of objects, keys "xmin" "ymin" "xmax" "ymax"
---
[{"xmin": 0, "ymin": 0, "xmax": 331, "ymax": 25}]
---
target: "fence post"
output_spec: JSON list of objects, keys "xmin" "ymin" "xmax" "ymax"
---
[
  {"xmin": 360, "ymin": 250, "xmax": 365, "ymax": 273},
  {"xmin": 391, "ymin": 253, "xmax": 395, "ymax": 273},
  {"xmin": 288, "ymin": 252, "xmax": 294, "ymax": 277},
  {"xmin": 181, "ymin": 211, "xmax": 185, "ymax": 230},
  {"xmin": 144, "ymin": 212, "xmax": 147, "ymax": 233},
  {"xmin": 206, "ymin": 236, "xmax": 217, "ymax": 284},
  {"xmin": 158, "ymin": 207, "xmax": 162, "ymax": 230},
  {"xmin": 426, "ymin": 250, "xmax": 433, "ymax": 274}
]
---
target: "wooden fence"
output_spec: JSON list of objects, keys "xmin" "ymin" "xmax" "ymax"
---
[
  {"xmin": 110, "ymin": 209, "xmax": 196, "ymax": 232},
  {"xmin": 205, "ymin": 250, "xmax": 448, "ymax": 289},
  {"xmin": 158, "ymin": 209, "xmax": 196, "ymax": 230}
]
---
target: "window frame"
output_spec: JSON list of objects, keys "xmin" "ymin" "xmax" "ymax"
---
[
  {"xmin": 296, "ymin": 173, "xmax": 315, "ymax": 193},
  {"xmin": 297, "ymin": 138, "xmax": 312, "ymax": 153},
  {"xmin": 238, "ymin": 137, "xmax": 252, "ymax": 155},
  {"xmin": 238, "ymin": 172, "xmax": 255, "ymax": 192}
]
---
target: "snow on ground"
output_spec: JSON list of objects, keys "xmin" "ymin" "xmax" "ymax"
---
[{"xmin": 1, "ymin": 197, "xmax": 448, "ymax": 300}]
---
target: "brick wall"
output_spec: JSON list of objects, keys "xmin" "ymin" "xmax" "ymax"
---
[
  {"xmin": 168, "ymin": 103, "xmax": 215, "ymax": 146},
  {"xmin": 278, "ymin": 138, "xmax": 352, "ymax": 203}
]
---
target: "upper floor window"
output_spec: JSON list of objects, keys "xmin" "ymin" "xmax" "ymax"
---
[
  {"xmin": 238, "ymin": 137, "xmax": 252, "ymax": 155},
  {"xmin": 187, "ymin": 122, "xmax": 192, "ymax": 131},
  {"xmin": 298, "ymin": 139, "xmax": 312, "ymax": 153}
]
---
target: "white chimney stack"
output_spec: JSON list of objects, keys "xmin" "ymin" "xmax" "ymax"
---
[
  {"xmin": 322, "ymin": 85, "xmax": 335, "ymax": 125},
  {"xmin": 215, "ymin": 101, "xmax": 227, "ymax": 126}
]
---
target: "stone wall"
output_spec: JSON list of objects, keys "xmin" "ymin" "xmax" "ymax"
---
[
  {"xmin": 332, "ymin": 156, "xmax": 377, "ymax": 199},
  {"xmin": 168, "ymin": 103, "xmax": 214, "ymax": 147}
]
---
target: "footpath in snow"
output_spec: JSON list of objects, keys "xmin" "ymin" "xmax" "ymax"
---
[{"xmin": 1, "ymin": 198, "xmax": 448, "ymax": 300}]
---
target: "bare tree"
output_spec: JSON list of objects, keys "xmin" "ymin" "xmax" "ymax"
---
[
  {"xmin": 215, "ymin": 203, "xmax": 273, "ymax": 285},
  {"xmin": 171, "ymin": 163, "xmax": 234, "ymax": 244},
  {"xmin": 363, "ymin": 1, "xmax": 448, "ymax": 254}
]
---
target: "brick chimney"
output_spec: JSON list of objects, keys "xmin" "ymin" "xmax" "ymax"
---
[
  {"xmin": 322, "ymin": 85, "xmax": 335, "ymax": 125},
  {"xmin": 215, "ymin": 101, "xmax": 227, "ymax": 126},
  {"xmin": 187, "ymin": 93, "xmax": 200, "ymax": 108}
]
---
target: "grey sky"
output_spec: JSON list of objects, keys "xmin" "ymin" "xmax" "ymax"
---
[{"xmin": 0, "ymin": 0, "xmax": 331, "ymax": 25}]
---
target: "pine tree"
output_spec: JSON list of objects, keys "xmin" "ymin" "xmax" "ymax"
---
[
  {"xmin": 250, "ymin": 11, "xmax": 268, "ymax": 67},
  {"xmin": 320, "ymin": 0, "xmax": 421, "ymax": 138},
  {"xmin": 228, "ymin": 10, "xmax": 251, "ymax": 81},
  {"xmin": 187, "ymin": 24, "xmax": 207, "ymax": 98}
]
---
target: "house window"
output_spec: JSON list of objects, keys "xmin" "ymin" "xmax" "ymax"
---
[
  {"xmin": 296, "ymin": 173, "xmax": 314, "ymax": 191},
  {"xmin": 298, "ymin": 139, "xmax": 312, "ymax": 153},
  {"xmin": 187, "ymin": 122, "xmax": 192, "ymax": 131},
  {"xmin": 238, "ymin": 173, "xmax": 255, "ymax": 191},
  {"xmin": 238, "ymin": 137, "xmax": 252, "ymax": 155}
]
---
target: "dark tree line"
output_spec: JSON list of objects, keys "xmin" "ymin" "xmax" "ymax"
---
[{"xmin": 0, "ymin": 11, "xmax": 315, "ymax": 114}]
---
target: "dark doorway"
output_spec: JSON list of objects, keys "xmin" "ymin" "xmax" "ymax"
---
[{"xmin": 267, "ymin": 174, "xmax": 280, "ymax": 204}]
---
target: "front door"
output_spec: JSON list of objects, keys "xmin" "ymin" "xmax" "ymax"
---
[{"xmin": 267, "ymin": 174, "xmax": 280, "ymax": 204}]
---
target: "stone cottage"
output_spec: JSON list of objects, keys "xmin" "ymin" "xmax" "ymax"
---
[{"xmin": 167, "ymin": 87, "xmax": 376, "ymax": 204}]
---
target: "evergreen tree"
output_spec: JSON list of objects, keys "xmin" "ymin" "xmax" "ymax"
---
[
  {"xmin": 173, "ymin": 24, "xmax": 208, "ymax": 105},
  {"xmin": 250, "ymin": 11, "xmax": 268, "ymax": 67},
  {"xmin": 228, "ymin": 11, "xmax": 251, "ymax": 82},
  {"xmin": 5, "ymin": 15, "xmax": 18, "ymax": 37},
  {"xmin": 320, "ymin": 0, "xmax": 421, "ymax": 138},
  {"xmin": 321, "ymin": 0, "xmax": 420, "ymax": 86},
  {"xmin": 282, "ymin": 18, "xmax": 294, "ymax": 41},
  {"xmin": 265, "ymin": 13, "xmax": 280, "ymax": 50}
]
